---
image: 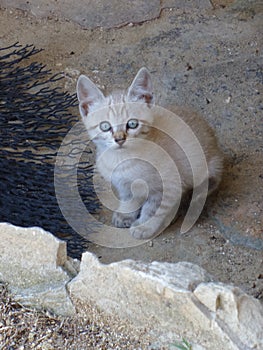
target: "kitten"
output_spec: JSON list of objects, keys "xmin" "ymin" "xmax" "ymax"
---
[{"xmin": 77, "ymin": 68, "xmax": 223, "ymax": 239}]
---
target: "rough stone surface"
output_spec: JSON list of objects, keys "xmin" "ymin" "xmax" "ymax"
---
[
  {"xmin": 0, "ymin": 223, "xmax": 76, "ymax": 316},
  {"xmin": 0, "ymin": 223, "xmax": 262, "ymax": 348},
  {"xmin": 69, "ymin": 251, "xmax": 263, "ymax": 349},
  {"xmin": 194, "ymin": 283, "xmax": 263, "ymax": 349},
  {"xmin": 0, "ymin": 0, "xmax": 213, "ymax": 28},
  {"xmin": 0, "ymin": 0, "xmax": 161, "ymax": 28}
]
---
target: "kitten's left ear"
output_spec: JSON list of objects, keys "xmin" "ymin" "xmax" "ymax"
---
[{"xmin": 127, "ymin": 67, "xmax": 154, "ymax": 105}]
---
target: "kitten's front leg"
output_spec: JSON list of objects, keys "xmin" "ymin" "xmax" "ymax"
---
[
  {"xmin": 130, "ymin": 191, "xmax": 179, "ymax": 239},
  {"xmin": 112, "ymin": 180, "xmax": 147, "ymax": 228},
  {"xmin": 112, "ymin": 210, "xmax": 140, "ymax": 228}
]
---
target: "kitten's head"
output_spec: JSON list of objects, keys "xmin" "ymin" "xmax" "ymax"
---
[{"xmin": 77, "ymin": 67, "xmax": 155, "ymax": 149}]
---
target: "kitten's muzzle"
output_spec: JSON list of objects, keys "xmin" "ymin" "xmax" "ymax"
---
[
  {"xmin": 114, "ymin": 137, "xmax": 126, "ymax": 146},
  {"xmin": 114, "ymin": 131, "xmax": 127, "ymax": 146}
]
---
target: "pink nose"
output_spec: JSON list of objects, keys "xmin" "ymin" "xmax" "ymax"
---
[{"xmin": 114, "ymin": 137, "xmax": 126, "ymax": 146}]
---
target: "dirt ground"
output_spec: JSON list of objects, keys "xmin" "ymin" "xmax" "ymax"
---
[
  {"xmin": 0, "ymin": 282, "xmax": 151, "ymax": 349},
  {"xmin": 0, "ymin": 0, "xmax": 262, "ymax": 305}
]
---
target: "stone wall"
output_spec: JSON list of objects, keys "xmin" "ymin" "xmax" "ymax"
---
[{"xmin": 0, "ymin": 223, "xmax": 262, "ymax": 349}]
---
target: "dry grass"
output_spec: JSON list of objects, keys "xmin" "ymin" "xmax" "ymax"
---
[{"xmin": 0, "ymin": 283, "xmax": 150, "ymax": 350}]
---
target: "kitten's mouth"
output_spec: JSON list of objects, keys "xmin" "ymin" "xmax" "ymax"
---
[
  {"xmin": 116, "ymin": 144, "xmax": 126, "ymax": 149},
  {"xmin": 114, "ymin": 139, "xmax": 126, "ymax": 147}
]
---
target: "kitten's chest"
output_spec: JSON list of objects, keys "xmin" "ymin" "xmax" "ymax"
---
[{"xmin": 96, "ymin": 146, "xmax": 152, "ymax": 184}]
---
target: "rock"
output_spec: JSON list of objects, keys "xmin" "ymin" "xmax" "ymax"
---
[
  {"xmin": 0, "ymin": 0, "xmax": 214, "ymax": 29},
  {"xmin": 1, "ymin": 223, "xmax": 262, "ymax": 348},
  {"xmin": 194, "ymin": 283, "xmax": 263, "ymax": 349},
  {"xmin": 0, "ymin": 223, "xmax": 76, "ymax": 316},
  {"xmin": 162, "ymin": 0, "xmax": 212, "ymax": 10},
  {"xmin": 0, "ymin": 0, "xmax": 161, "ymax": 29},
  {"xmin": 69, "ymin": 252, "xmax": 263, "ymax": 349}
]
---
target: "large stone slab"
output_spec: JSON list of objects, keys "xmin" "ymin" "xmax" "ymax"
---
[
  {"xmin": 0, "ymin": 0, "xmax": 212, "ymax": 29},
  {"xmin": 0, "ymin": 223, "xmax": 76, "ymax": 316},
  {"xmin": 69, "ymin": 252, "xmax": 263, "ymax": 349},
  {"xmin": 0, "ymin": 0, "xmax": 160, "ymax": 28},
  {"xmin": 1, "ymin": 223, "xmax": 262, "ymax": 348}
]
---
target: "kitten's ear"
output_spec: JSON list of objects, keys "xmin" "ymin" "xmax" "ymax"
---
[
  {"xmin": 77, "ymin": 75, "xmax": 105, "ymax": 118},
  {"xmin": 127, "ymin": 67, "xmax": 154, "ymax": 105}
]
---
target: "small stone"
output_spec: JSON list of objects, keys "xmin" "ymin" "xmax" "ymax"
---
[{"xmin": 148, "ymin": 240, "xmax": 153, "ymax": 247}]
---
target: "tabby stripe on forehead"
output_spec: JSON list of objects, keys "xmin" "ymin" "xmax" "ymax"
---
[
  {"xmin": 108, "ymin": 104, "xmax": 117, "ymax": 117},
  {"xmin": 108, "ymin": 96, "xmax": 113, "ymax": 105},
  {"xmin": 116, "ymin": 124, "xmax": 124, "ymax": 132},
  {"xmin": 123, "ymin": 104, "xmax": 131, "ymax": 124}
]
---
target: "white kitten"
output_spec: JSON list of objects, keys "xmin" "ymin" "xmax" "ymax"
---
[{"xmin": 77, "ymin": 68, "xmax": 223, "ymax": 239}]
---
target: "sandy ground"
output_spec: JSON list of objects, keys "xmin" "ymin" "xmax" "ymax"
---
[{"xmin": 0, "ymin": 0, "xmax": 262, "ymax": 303}]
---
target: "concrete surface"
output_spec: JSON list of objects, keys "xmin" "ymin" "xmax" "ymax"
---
[{"xmin": 0, "ymin": 0, "xmax": 262, "ymax": 299}]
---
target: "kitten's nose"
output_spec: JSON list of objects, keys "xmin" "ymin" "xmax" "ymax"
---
[
  {"xmin": 114, "ymin": 137, "xmax": 126, "ymax": 146},
  {"xmin": 114, "ymin": 131, "xmax": 126, "ymax": 146}
]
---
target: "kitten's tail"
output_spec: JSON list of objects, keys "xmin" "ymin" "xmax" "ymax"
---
[{"xmin": 207, "ymin": 154, "xmax": 224, "ymax": 195}]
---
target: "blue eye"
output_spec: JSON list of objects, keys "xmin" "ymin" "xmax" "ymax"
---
[
  {"xmin": 100, "ymin": 121, "xmax": 112, "ymax": 132},
  {"xmin": 127, "ymin": 119, "xmax": 139, "ymax": 129}
]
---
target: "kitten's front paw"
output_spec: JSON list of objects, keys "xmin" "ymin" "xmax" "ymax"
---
[
  {"xmin": 112, "ymin": 211, "xmax": 138, "ymax": 228},
  {"xmin": 129, "ymin": 222, "xmax": 156, "ymax": 240}
]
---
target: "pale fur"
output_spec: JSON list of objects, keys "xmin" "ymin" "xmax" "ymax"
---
[{"xmin": 77, "ymin": 68, "xmax": 223, "ymax": 239}]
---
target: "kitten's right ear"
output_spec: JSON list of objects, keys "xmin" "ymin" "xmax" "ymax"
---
[
  {"xmin": 127, "ymin": 67, "xmax": 154, "ymax": 105},
  {"xmin": 76, "ymin": 75, "xmax": 105, "ymax": 118}
]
